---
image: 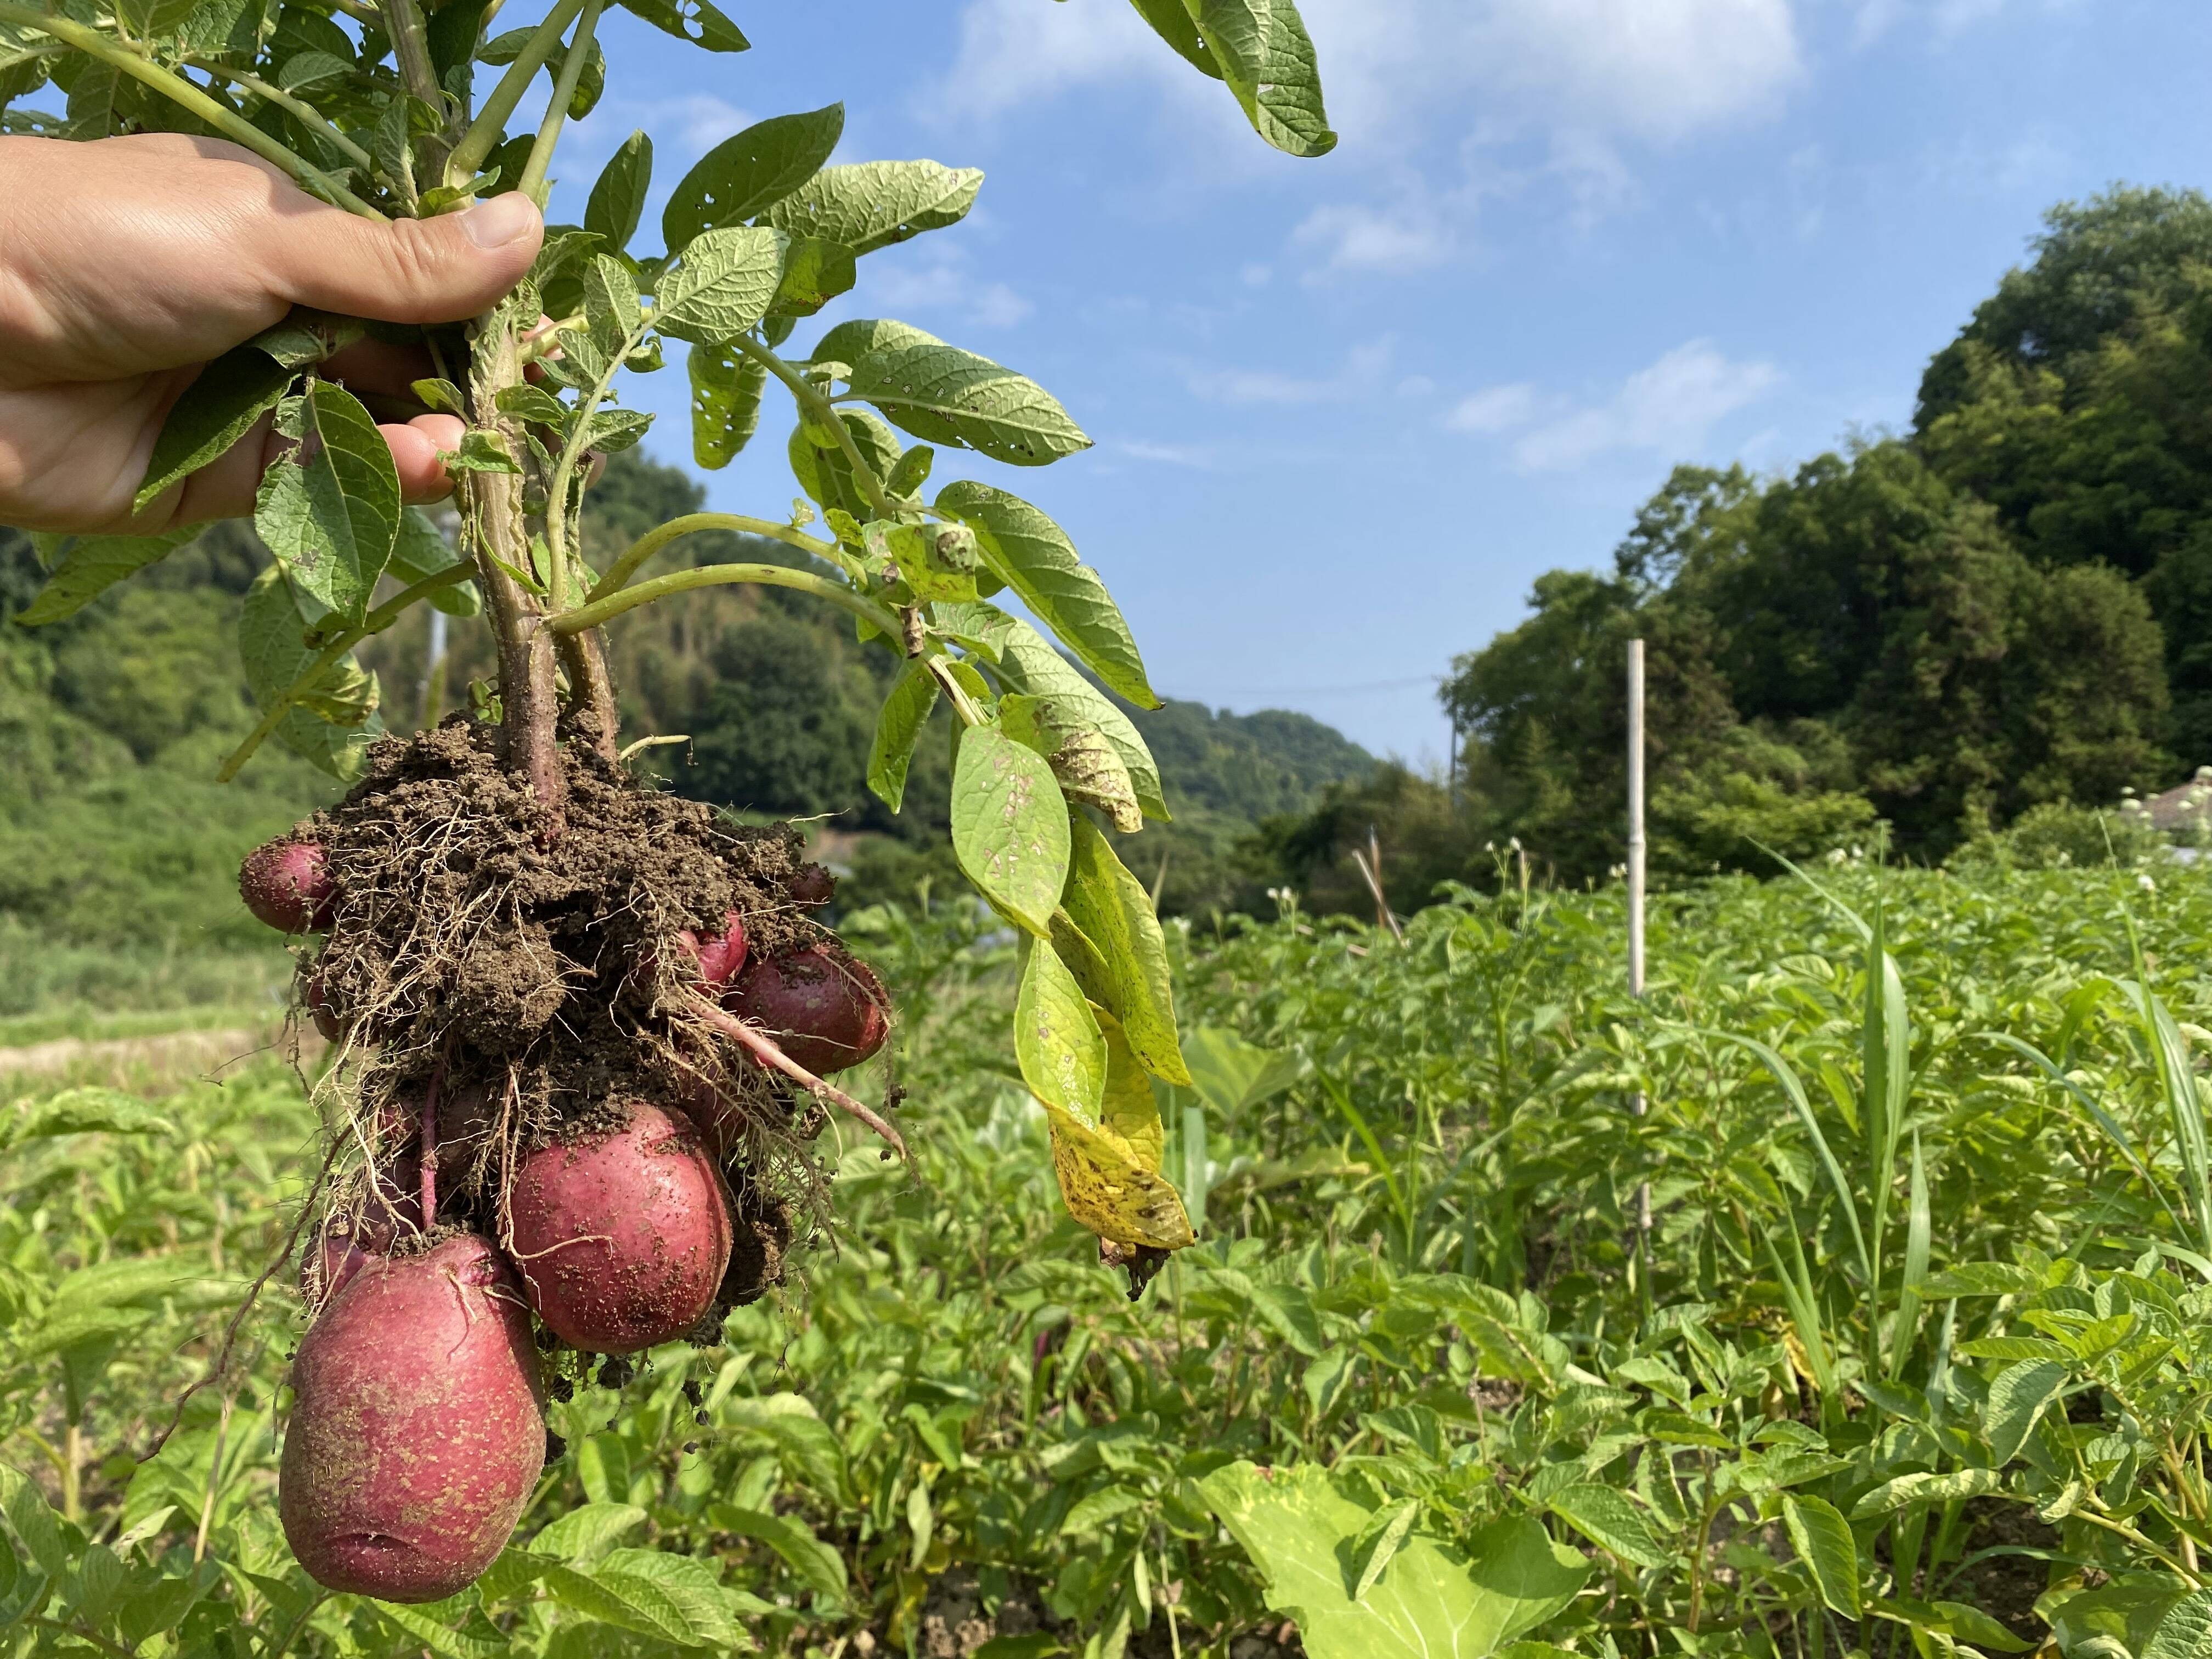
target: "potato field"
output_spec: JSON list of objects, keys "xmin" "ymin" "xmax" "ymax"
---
[{"xmin": 8, "ymin": 860, "xmax": 2212, "ymax": 1657}]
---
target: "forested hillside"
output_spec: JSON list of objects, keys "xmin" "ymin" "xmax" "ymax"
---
[
  {"xmin": 1412, "ymin": 185, "xmax": 2212, "ymax": 889},
  {"xmin": 0, "ymin": 453, "xmax": 1373, "ymax": 1011}
]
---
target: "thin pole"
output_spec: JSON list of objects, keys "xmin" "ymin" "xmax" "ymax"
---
[{"xmin": 1628, "ymin": 640, "xmax": 1652, "ymax": 1302}]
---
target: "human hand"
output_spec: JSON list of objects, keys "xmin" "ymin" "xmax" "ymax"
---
[{"xmin": 0, "ymin": 132, "xmax": 544, "ymax": 535}]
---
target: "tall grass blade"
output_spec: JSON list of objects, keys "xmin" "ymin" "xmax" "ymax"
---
[
  {"xmin": 1859, "ymin": 900, "xmax": 1910, "ymax": 1369},
  {"xmin": 1703, "ymin": 1029, "xmax": 1871, "ymax": 1283},
  {"xmin": 1765, "ymin": 1219, "xmax": 1837, "ymax": 1400},
  {"xmin": 1887, "ymin": 1131, "xmax": 1929, "ymax": 1382},
  {"xmin": 1978, "ymin": 1030, "xmax": 2168, "ymax": 1203},
  {"xmin": 2111, "ymin": 968, "xmax": 2212, "ymax": 1260}
]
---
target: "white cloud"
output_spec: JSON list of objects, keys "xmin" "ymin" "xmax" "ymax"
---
[
  {"xmin": 1293, "ymin": 197, "xmax": 1453, "ymax": 277},
  {"xmin": 1448, "ymin": 341, "xmax": 1781, "ymax": 470},
  {"xmin": 864, "ymin": 245, "xmax": 1035, "ymax": 330},
  {"xmin": 1446, "ymin": 383, "xmax": 1541, "ymax": 435},
  {"xmin": 1297, "ymin": 0, "xmax": 1804, "ymax": 150},
  {"xmin": 1116, "ymin": 439, "xmax": 1215, "ymax": 469},
  {"xmin": 940, "ymin": 0, "xmax": 1807, "ymax": 278},
  {"xmin": 1189, "ymin": 336, "xmax": 1396, "ymax": 407}
]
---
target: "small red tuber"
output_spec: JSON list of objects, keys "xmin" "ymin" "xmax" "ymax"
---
[
  {"xmin": 726, "ymin": 945, "xmax": 888, "ymax": 1076},
  {"xmin": 241, "ymin": 839, "xmax": 335, "ymax": 934}
]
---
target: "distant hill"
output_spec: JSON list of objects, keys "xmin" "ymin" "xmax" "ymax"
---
[{"xmin": 0, "ymin": 454, "xmax": 1376, "ymax": 964}]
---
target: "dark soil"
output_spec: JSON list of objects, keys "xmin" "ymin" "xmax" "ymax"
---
[{"xmin": 292, "ymin": 716, "xmax": 847, "ymax": 1332}]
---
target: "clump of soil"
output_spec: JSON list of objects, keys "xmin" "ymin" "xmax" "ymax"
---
[{"xmin": 296, "ymin": 715, "xmax": 855, "ymax": 1324}]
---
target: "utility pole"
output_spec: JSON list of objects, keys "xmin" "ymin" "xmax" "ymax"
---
[{"xmin": 1627, "ymin": 640, "xmax": 1651, "ymax": 1308}]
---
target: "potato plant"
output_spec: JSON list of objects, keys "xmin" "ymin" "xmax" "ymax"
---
[{"xmin": 0, "ymin": 0, "xmax": 1335, "ymax": 1603}]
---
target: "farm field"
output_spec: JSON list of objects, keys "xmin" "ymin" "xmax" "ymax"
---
[{"xmin": 8, "ymin": 861, "xmax": 2212, "ymax": 1657}]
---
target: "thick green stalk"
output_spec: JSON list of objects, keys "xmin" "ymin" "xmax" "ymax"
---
[
  {"xmin": 0, "ymin": 4, "xmax": 383, "ymax": 217},
  {"xmin": 591, "ymin": 512, "xmax": 842, "ymax": 598},
  {"xmin": 726, "ymin": 332, "xmax": 896, "ymax": 520},
  {"xmin": 187, "ymin": 59, "xmax": 376, "ymax": 177},
  {"xmin": 216, "ymin": 566, "xmax": 475, "ymax": 780},
  {"xmin": 516, "ymin": 0, "xmax": 599, "ymax": 206},
  {"xmin": 549, "ymin": 563, "xmax": 901, "ymax": 640},
  {"xmin": 444, "ymin": 0, "xmax": 586, "ymax": 188}
]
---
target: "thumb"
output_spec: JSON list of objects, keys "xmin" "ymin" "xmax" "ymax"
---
[{"xmin": 262, "ymin": 193, "xmax": 545, "ymax": 326}]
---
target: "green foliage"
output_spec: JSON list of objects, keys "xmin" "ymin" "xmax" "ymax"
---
[{"xmin": 13, "ymin": 865, "xmax": 2212, "ymax": 1654}]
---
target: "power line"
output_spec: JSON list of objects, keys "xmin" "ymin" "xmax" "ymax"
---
[{"xmin": 1172, "ymin": 674, "xmax": 1442, "ymax": 698}]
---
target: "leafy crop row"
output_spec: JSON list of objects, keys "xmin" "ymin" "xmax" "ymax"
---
[{"xmin": 8, "ymin": 863, "xmax": 2212, "ymax": 1654}]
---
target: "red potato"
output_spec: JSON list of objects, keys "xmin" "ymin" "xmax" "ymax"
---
[
  {"xmin": 785, "ymin": 864, "xmax": 836, "ymax": 909},
  {"xmin": 279, "ymin": 1234, "xmax": 545, "ymax": 1602},
  {"xmin": 506, "ymin": 1101, "xmax": 732, "ymax": 1353},
  {"xmin": 304, "ymin": 970, "xmax": 344, "ymax": 1043},
  {"xmin": 678, "ymin": 910, "xmax": 749, "ymax": 985},
  {"xmin": 241, "ymin": 840, "xmax": 335, "ymax": 934},
  {"xmin": 727, "ymin": 945, "xmax": 888, "ymax": 1075}
]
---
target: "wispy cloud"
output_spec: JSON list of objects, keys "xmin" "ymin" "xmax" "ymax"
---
[
  {"xmin": 1189, "ymin": 337, "xmax": 1396, "ymax": 407},
  {"xmin": 864, "ymin": 245, "xmax": 1034, "ymax": 330},
  {"xmin": 1449, "ymin": 341, "xmax": 1782, "ymax": 471}
]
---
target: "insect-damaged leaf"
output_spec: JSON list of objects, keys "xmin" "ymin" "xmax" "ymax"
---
[
  {"xmin": 768, "ymin": 236, "xmax": 856, "ymax": 319},
  {"xmin": 1042, "ymin": 1102, "xmax": 1194, "ymax": 1250},
  {"xmin": 1015, "ymin": 935, "xmax": 1106, "ymax": 1119},
  {"xmin": 951, "ymin": 726, "xmax": 1069, "ymax": 936},
  {"xmin": 763, "ymin": 160, "xmax": 983, "ymax": 257},
  {"xmin": 252, "ymin": 381, "xmax": 400, "ymax": 623},
  {"xmin": 999, "ymin": 693, "xmax": 1142, "ymax": 834},
  {"xmin": 844, "ymin": 341, "xmax": 1090, "ymax": 467},
  {"xmin": 940, "ymin": 481, "xmax": 1157, "ymax": 707},
  {"xmin": 662, "ymin": 104, "xmax": 843, "ymax": 255},
  {"xmin": 616, "ymin": 0, "xmax": 748, "ymax": 55},
  {"xmin": 689, "ymin": 342, "xmax": 768, "ymax": 469}
]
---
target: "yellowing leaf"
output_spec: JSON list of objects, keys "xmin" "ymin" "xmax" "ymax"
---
[{"xmin": 1042, "ymin": 1103, "xmax": 1194, "ymax": 1250}]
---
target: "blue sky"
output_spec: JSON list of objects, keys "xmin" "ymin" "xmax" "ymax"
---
[{"xmin": 548, "ymin": 0, "xmax": 2212, "ymax": 764}]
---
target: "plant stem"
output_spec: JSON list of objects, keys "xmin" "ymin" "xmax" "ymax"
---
[
  {"xmin": 592, "ymin": 512, "xmax": 842, "ymax": 597},
  {"xmin": 726, "ymin": 332, "xmax": 895, "ymax": 520},
  {"xmin": 549, "ymin": 562, "xmax": 902, "ymax": 640},
  {"xmin": 515, "ymin": 0, "xmax": 599, "ymax": 207},
  {"xmin": 186, "ymin": 58, "xmax": 377, "ymax": 177},
  {"xmin": 0, "ymin": 4, "xmax": 384, "ymax": 217},
  {"xmin": 464, "ymin": 312, "xmax": 567, "ymax": 824},
  {"xmin": 216, "ymin": 565, "xmax": 474, "ymax": 780},
  {"xmin": 443, "ymin": 0, "xmax": 586, "ymax": 188},
  {"xmin": 377, "ymin": 0, "xmax": 441, "ymax": 106}
]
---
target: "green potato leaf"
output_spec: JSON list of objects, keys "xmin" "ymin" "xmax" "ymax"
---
[
  {"xmin": 950, "ymin": 724, "xmax": 1071, "ymax": 936},
  {"xmin": 655, "ymin": 226, "xmax": 786, "ymax": 343},
  {"xmin": 1780, "ymin": 1494, "xmax": 1860, "ymax": 1618},
  {"xmin": 763, "ymin": 160, "xmax": 984, "ymax": 256},
  {"xmin": 237, "ymin": 563, "xmax": 381, "ymax": 779},
  {"xmin": 1060, "ymin": 811, "xmax": 1188, "ymax": 1085},
  {"xmin": 252, "ymin": 381, "xmax": 401, "ymax": 623},
  {"xmin": 133, "ymin": 346, "xmax": 296, "ymax": 512},
  {"xmin": 1016, "ymin": 934, "xmax": 1107, "ymax": 1118},
  {"xmin": 1200, "ymin": 1462, "xmax": 1589, "ymax": 1659},
  {"xmin": 843, "ymin": 341, "xmax": 1090, "ymax": 466},
  {"xmin": 12, "ymin": 527, "xmax": 199, "ymax": 627},
  {"xmin": 1185, "ymin": 0, "xmax": 1336, "ymax": 158},
  {"xmin": 662, "ymin": 104, "xmax": 844, "ymax": 255},
  {"xmin": 585, "ymin": 130, "xmax": 653, "ymax": 251},
  {"xmin": 936, "ymin": 481, "xmax": 1157, "ymax": 706},
  {"xmin": 867, "ymin": 658, "xmax": 941, "ymax": 814}
]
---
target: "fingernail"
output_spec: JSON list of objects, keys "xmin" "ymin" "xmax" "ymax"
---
[{"xmin": 460, "ymin": 193, "xmax": 540, "ymax": 250}]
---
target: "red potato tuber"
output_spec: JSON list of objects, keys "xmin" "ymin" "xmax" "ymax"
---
[
  {"xmin": 785, "ymin": 864, "xmax": 836, "ymax": 909},
  {"xmin": 279, "ymin": 1234, "xmax": 545, "ymax": 1602},
  {"xmin": 241, "ymin": 840, "xmax": 335, "ymax": 934},
  {"xmin": 679, "ymin": 910, "xmax": 749, "ymax": 985},
  {"xmin": 727, "ymin": 945, "xmax": 888, "ymax": 1076},
  {"xmin": 304, "ymin": 970, "xmax": 344, "ymax": 1043},
  {"xmin": 506, "ymin": 1101, "xmax": 733, "ymax": 1353}
]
